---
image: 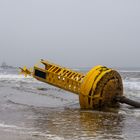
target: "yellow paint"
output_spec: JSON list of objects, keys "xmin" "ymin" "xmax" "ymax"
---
[{"xmin": 19, "ymin": 59, "xmax": 123, "ymax": 109}]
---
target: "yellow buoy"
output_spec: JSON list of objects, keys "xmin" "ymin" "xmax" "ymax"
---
[
  {"xmin": 79, "ymin": 66, "xmax": 123, "ymax": 109},
  {"xmin": 20, "ymin": 59, "xmax": 123, "ymax": 109}
]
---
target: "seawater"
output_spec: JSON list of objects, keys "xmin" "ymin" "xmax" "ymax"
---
[{"xmin": 0, "ymin": 67, "xmax": 140, "ymax": 140}]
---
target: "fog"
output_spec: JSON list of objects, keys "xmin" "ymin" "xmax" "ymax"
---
[{"xmin": 0, "ymin": 0, "xmax": 140, "ymax": 68}]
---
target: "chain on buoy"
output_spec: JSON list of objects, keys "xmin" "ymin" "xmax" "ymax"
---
[{"xmin": 19, "ymin": 59, "xmax": 140, "ymax": 109}]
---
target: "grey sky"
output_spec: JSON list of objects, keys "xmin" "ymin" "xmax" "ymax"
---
[{"xmin": 0, "ymin": 0, "xmax": 140, "ymax": 68}]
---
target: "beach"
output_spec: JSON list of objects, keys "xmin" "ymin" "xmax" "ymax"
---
[{"xmin": 0, "ymin": 67, "xmax": 140, "ymax": 140}]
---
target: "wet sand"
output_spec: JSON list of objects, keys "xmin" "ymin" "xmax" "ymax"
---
[
  {"xmin": 0, "ymin": 131, "xmax": 43, "ymax": 140},
  {"xmin": 0, "ymin": 69, "xmax": 140, "ymax": 140}
]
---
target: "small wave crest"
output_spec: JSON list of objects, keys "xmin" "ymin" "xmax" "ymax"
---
[
  {"xmin": 0, "ymin": 74, "xmax": 41, "ymax": 84},
  {"xmin": 0, "ymin": 74, "xmax": 29, "ymax": 79},
  {"xmin": 0, "ymin": 122, "xmax": 31, "ymax": 130},
  {"xmin": 120, "ymin": 70, "xmax": 140, "ymax": 73},
  {"xmin": 124, "ymin": 80, "xmax": 140, "ymax": 91}
]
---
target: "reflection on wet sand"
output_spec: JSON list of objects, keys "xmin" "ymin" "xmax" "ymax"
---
[
  {"xmin": 31, "ymin": 107, "xmax": 124, "ymax": 140},
  {"xmin": 0, "ymin": 68, "xmax": 140, "ymax": 140}
]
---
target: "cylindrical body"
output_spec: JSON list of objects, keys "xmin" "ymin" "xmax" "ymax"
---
[{"xmin": 32, "ymin": 60, "xmax": 123, "ymax": 109}]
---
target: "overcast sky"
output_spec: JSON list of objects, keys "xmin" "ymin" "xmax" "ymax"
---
[{"xmin": 0, "ymin": 0, "xmax": 140, "ymax": 68}]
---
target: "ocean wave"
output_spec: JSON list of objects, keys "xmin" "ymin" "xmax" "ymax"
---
[
  {"xmin": 0, "ymin": 122, "xmax": 32, "ymax": 130},
  {"xmin": 0, "ymin": 74, "xmax": 29, "ymax": 79},
  {"xmin": 1, "ymin": 72, "xmax": 140, "ymax": 93},
  {"xmin": 120, "ymin": 70, "xmax": 140, "ymax": 73},
  {"xmin": 123, "ymin": 81, "xmax": 140, "ymax": 91},
  {"xmin": 124, "ymin": 77, "xmax": 140, "ymax": 82},
  {"xmin": 0, "ymin": 74, "xmax": 41, "ymax": 84}
]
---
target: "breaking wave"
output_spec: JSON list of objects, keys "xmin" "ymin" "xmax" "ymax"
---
[
  {"xmin": 124, "ymin": 81, "xmax": 140, "ymax": 91},
  {"xmin": 0, "ymin": 74, "xmax": 41, "ymax": 84}
]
